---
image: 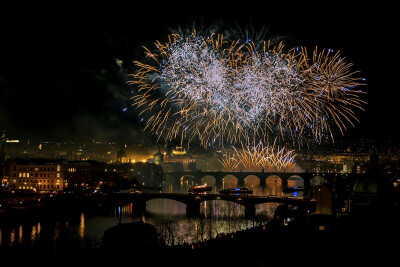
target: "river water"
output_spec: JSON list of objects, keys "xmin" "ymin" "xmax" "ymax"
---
[{"xmin": 0, "ymin": 178, "xmax": 304, "ymax": 248}]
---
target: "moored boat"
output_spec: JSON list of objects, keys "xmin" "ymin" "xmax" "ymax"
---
[
  {"xmin": 282, "ymin": 186, "xmax": 305, "ymax": 193},
  {"xmin": 188, "ymin": 184, "xmax": 212, "ymax": 194},
  {"xmin": 219, "ymin": 187, "xmax": 253, "ymax": 195}
]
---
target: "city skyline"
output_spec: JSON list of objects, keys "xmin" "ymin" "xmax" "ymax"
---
[
  {"xmin": 1, "ymin": 4, "xmax": 398, "ymax": 147},
  {"xmin": 1, "ymin": 4, "xmax": 399, "ymax": 265}
]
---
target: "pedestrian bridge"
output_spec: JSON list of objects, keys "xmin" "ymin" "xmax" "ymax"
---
[{"xmin": 115, "ymin": 192, "xmax": 316, "ymax": 218}]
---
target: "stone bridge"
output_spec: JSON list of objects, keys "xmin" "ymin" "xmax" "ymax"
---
[
  {"xmin": 115, "ymin": 192, "xmax": 316, "ymax": 218},
  {"xmin": 163, "ymin": 170, "xmax": 343, "ymax": 188}
]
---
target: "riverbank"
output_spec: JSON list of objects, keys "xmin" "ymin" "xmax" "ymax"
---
[
  {"xmin": 2, "ymin": 191, "xmax": 399, "ymax": 266},
  {"xmin": 181, "ymin": 205, "xmax": 400, "ymax": 266},
  {"xmin": 2, "ymin": 210, "xmax": 398, "ymax": 267}
]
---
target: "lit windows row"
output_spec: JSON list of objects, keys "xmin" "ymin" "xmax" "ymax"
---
[
  {"xmin": 16, "ymin": 173, "xmax": 61, "ymax": 178},
  {"xmin": 13, "ymin": 165, "xmax": 61, "ymax": 172},
  {"xmin": 18, "ymin": 184, "xmax": 60, "ymax": 190},
  {"xmin": 16, "ymin": 179, "xmax": 61, "ymax": 184}
]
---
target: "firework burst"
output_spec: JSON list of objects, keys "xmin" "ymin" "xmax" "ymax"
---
[
  {"xmin": 230, "ymin": 140, "xmax": 296, "ymax": 171},
  {"xmin": 129, "ymin": 30, "xmax": 366, "ymax": 149},
  {"xmin": 219, "ymin": 152, "xmax": 240, "ymax": 171},
  {"xmin": 301, "ymin": 47, "xmax": 366, "ymax": 138}
]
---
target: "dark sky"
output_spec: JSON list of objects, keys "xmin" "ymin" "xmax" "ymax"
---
[{"xmin": 0, "ymin": 3, "xmax": 398, "ymax": 146}]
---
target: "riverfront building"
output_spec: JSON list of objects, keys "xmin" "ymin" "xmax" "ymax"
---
[{"xmin": 2, "ymin": 158, "xmax": 65, "ymax": 192}]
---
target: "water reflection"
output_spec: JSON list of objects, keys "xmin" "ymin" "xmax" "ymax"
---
[
  {"xmin": 18, "ymin": 225, "xmax": 23, "ymax": 244},
  {"xmin": 10, "ymin": 228, "xmax": 15, "ymax": 245},
  {"xmin": 0, "ymin": 221, "xmax": 42, "ymax": 247},
  {"xmin": 0, "ymin": 179, "xmax": 304, "ymax": 248},
  {"xmin": 79, "ymin": 213, "xmax": 85, "ymax": 239}
]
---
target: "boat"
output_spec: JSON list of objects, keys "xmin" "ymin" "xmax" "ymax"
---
[
  {"xmin": 219, "ymin": 187, "xmax": 253, "ymax": 195},
  {"xmin": 282, "ymin": 186, "xmax": 305, "ymax": 193},
  {"xmin": 188, "ymin": 184, "xmax": 212, "ymax": 194}
]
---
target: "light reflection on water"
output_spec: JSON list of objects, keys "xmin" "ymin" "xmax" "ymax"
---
[{"xmin": 0, "ymin": 180, "xmax": 304, "ymax": 247}]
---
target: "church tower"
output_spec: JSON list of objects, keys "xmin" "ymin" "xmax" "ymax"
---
[
  {"xmin": 153, "ymin": 146, "xmax": 164, "ymax": 165},
  {"xmin": 116, "ymin": 146, "xmax": 127, "ymax": 163},
  {"xmin": 0, "ymin": 130, "xmax": 6, "ymax": 163}
]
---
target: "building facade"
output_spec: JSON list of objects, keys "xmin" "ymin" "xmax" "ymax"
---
[
  {"xmin": 3, "ymin": 159, "xmax": 65, "ymax": 192},
  {"xmin": 64, "ymin": 160, "xmax": 106, "ymax": 192}
]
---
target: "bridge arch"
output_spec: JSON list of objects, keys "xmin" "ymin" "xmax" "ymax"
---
[
  {"xmin": 180, "ymin": 174, "xmax": 195, "ymax": 183},
  {"xmin": 287, "ymin": 175, "xmax": 304, "ymax": 187},
  {"xmin": 265, "ymin": 175, "xmax": 283, "ymax": 196},
  {"xmin": 265, "ymin": 175, "xmax": 283, "ymax": 185},
  {"xmin": 222, "ymin": 174, "xmax": 238, "ymax": 189},
  {"xmin": 310, "ymin": 175, "xmax": 327, "ymax": 187},
  {"xmin": 201, "ymin": 175, "xmax": 217, "ymax": 187},
  {"xmin": 244, "ymin": 175, "xmax": 261, "ymax": 187},
  {"xmin": 178, "ymin": 175, "xmax": 195, "ymax": 193},
  {"xmin": 146, "ymin": 198, "xmax": 187, "ymax": 216}
]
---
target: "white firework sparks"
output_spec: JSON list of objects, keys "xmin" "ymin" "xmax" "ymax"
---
[{"xmin": 129, "ymin": 30, "xmax": 365, "ymax": 148}]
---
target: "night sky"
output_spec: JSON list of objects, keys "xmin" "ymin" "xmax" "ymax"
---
[{"xmin": 0, "ymin": 3, "xmax": 398, "ymax": 146}]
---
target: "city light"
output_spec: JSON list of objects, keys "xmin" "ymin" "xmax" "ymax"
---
[{"xmin": 0, "ymin": 9, "xmax": 398, "ymax": 265}]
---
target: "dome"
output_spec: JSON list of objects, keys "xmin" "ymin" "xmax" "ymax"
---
[{"xmin": 116, "ymin": 147, "xmax": 126, "ymax": 158}]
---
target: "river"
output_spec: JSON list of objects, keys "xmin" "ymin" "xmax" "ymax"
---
[{"xmin": 0, "ymin": 178, "xmax": 304, "ymax": 249}]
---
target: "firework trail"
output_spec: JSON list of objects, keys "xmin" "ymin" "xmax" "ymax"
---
[
  {"xmin": 227, "ymin": 140, "xmax": 296, "ymax": 171},
  {"xmin": 129, "ymin": 30, "xmax": 365, "ymax": 149}
]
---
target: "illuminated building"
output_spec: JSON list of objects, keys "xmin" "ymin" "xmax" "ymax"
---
[
  {"xmin": 5, "ymin": 158, "xmax": 65, "ymax": 192},
  {"xmin": 130, "ymin": 162, "xmax": 163, "ymax": 187},
  {"xmin": 116, "ymin": 146, "xmax": 127, "ymax": 163},
  {"xmin": 64, "ymin": 160, "xmax": 105, "ymax": 191},
  {"xmin": 153, "ymin": 147, "xmax": 164, "ymax": 165},
  {"xmin": 172, "ymin": 146, "xmax": 186, "ymax": 156}
]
